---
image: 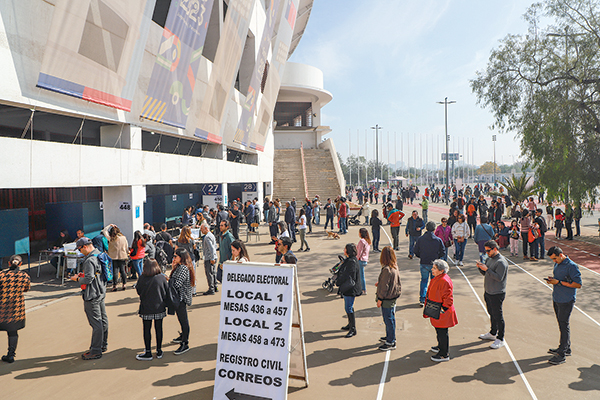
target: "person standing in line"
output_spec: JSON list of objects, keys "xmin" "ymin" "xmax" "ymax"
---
[
  {"xmin": 302, "ymin": 198, "xmax": 313, "ymax": 234},
  {"xmin": 474, "ymin": 216, "xmax": 496, "ymax": 263},
  {"xmin": 451, "ymin": 214, "xmax": 469, "ymax": 266},
  {"xmin": 72, "ymin": 237, "xmax": 108, "ymax": 360},
  {"xmin": 414, "ymin": 222, "xmax": 446, "ymax": 306},
  {"xmin": 520, "ymin": 210, "xmax": 532, "ymax": 259},
  {"xmin": 476, "ymin": 240, "xmax": 509, "ymax": 350},
  {"xmin": 336, "ymin": 243, "xmax": 362, "ymax": 338},
  {"xmin": 424, "ymin": 259, "xmax": 458, "ymax": 362},
  {"xmin": 420, "ymin": 196, "xmax": 429, "ymax": 224},
  {"xmin": 466, "ymin": 199, "xmax": 478, "ymax": 238},
  {"xmin": 534, "ymin": 208, "xmax": 548, "ymax": 260},
  {"xmin": 200, "ymin": 222, "xmax": 218, "ymax": 295},
  {"xmin": 217, "ymin": 220, "xmax": 235, "ymax": 283},
  {"xmin": 509, "ymin": 220, "xmax": 520, "ymax": 257},
  {"xmin": 130, "ymin": 230, "xmax": 146, "ymax": 281},
  {"xmin": 387, "ymin": 204, "xmax": 406, "ymax": 251},
  {"xmin": 405, "ymin": 211, "xmax": 424, "ymax": 259},
  {"xmin": 230, "ymin": 240, "xmax": 250, "ymax": 262},
  {"xmin": 434, "ymin": 217, "xmax": 453, "ymax": 261},
  {"xmin": 545, "ymin": 246, "xmax": 582, "ymax": 365},
  {"xmin": 267, "ymin": 201, "xmax": 279, "ymax": 243},
  {"xmin": 554, "ymin": 209, "xmax": 564, "ymax": 239},
  {"xmin": 296, "ymin": 209, "xmax": 310, "ymax": 252},
  {"xmin": 135, "ymin": 259, "xmax": 168, "ymax": 361},
  {"xmin": 284, "ymin": 201, "xmax": 296, "ymax": 243},
  {"xmin": 244, "ymin": 200, "xmax": 255, "ymax": 232},
  {"xmin": 338, "ymin": 198, "xmax": 348, "ymax": 234},
  {"xmin": 105, "ymin": 224, "xmax": 128, "ymax": 291},
  {"xmin": 175, "ymin": 226, "xmax": 197, "ymax": 295},
  {"xmin": 169, "ymin": 248, "xmax": 194, "ymax": 355},
  {"xmin": 324, "ymin": 198, "xmax": 336, "ymax": 231},
  {"xmin": 546, "ymin": 202, "xmax": 555, "ymax": 230},
  {"xmin": 0, "ymin": 255, "xmax": 30, "ymax": 363},
  {"xmin": 376, "ymin": 246, "xmax": 401, "ymax": 351},
  {"xmin": 362, "ymin": 201, "xmax": 370, "ymax": 226},
  {"xmin": 357, "ymin": 228, "xmax": 371, "ymax": 295},
  {"xmin": 370, "ymin": 209, "xmax": 382, "ymax": 253},
  {"xmin": 573, "ymin": 203, "xmax": 582, "ymax": 237},
  {"xmin": 228, "ymin": 203, "xmax": 241, "ymax": 240}
]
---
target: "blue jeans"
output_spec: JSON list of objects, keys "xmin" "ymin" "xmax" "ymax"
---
[
  {"xmin": 442, "ymin": 246, "xmax": 448, "ymax": 261},
  {"xmin": 358, "ymin": 261, "xmax": 367, "ymax": 292},
  {"xmin": 382, "ymin": 306, "xmax": 396, "ymax": 345},
  {"xmin": 539, "ymin": 233, "xmax": 545, "ymax": 259},
  {"xmin": 132, "ymin": 258, "xmax": 143, "ymax": 277},
  {"xmin": 454, "ymin": 239, "xmax": 466, "ymax": 261},
  {"xmin": 325, "ymin": 215, "xmax": 334, "ymax": 230},
  {"xmin": 372, "ymin": 229, "xmax": 380, "ymax": 251},
  {"xmin": 419, "ymin": 264, "xmax": 433, "ymax": 303},
  {"xmin": 422, "ymin": 209, "xmax": 428, "ymax": 224},
  {"xmin": 343, "ymin": 295, "xmax": 355, "ymax": 314},
  {"xmin": 340, "ymin": 217, "xmax": 348, "ymax": 233},
  {"xmin": 409, "ymin": 236, "xmax": 419, "ymax": 256},
  {"xmin": 531, "ymin": 237, "xmax": 540, "ymax": 259}
]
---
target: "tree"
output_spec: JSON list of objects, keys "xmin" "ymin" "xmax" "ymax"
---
[
  {"xmin": 476, "ymin": 161, "xmax": 500, "ymax": 175},
  {"xmin": 501, "ymin": 173, "xmax": 540, "ymax": 203},
  {"xmin": 471, "ymin": 0, "xmax": 600, "ymax": 204}
]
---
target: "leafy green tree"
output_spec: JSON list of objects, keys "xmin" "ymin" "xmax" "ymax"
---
[
  {"xmin": 471, "ymin": 0, "xmax": 600, "ymax": 204},
  {"xmin": 476, "ymin": 161, "xmax": 500, "ymax": 175}
]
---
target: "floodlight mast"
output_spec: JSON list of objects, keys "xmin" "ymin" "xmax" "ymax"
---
[{"xmin": 436, "ymin": 98, "xmax": 456, "ymax": 204}]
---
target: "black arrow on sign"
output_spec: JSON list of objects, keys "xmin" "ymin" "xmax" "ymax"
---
[{"xmin": 225, "ymin": 388, "xmax": 272, "ymax": 400}]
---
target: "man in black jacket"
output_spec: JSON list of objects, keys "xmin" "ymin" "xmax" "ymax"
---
[
  {"xmin": 405, "ymin": 211, "xmax": 425, "ymax": 259},
  {"xmin": 414, "ymin": 221, "xmax": 445, "ymax": 306},
  {"xmin": 285, "ymin": 201, "xmax": 296, "ymax": 242}
]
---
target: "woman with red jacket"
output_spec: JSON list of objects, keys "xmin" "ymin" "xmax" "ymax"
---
[{"xmin": 424, "ymin": 259, "xmax": 458, "ymax": 362}]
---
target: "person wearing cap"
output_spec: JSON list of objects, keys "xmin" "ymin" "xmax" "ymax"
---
[{"xmin": 71, "ymin": 237, "xmax": 108, "ymax": 360}]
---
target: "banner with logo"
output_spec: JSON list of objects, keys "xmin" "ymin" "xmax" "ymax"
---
[
  {"xmin": 141, "ymin": 0, "xmax": 215, "ymax": 128},
  {"xmin": 193, "ymin": 0, "xmax": 256, "ymax": 144},
  {"xmin": 247, "ymin": 0, "xmax": 299, "ymax": 152},
  {"xmin": 36, "ymin": 0, "xmax": 154, "ymax": 111}
]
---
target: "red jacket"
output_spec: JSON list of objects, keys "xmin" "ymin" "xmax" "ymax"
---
[{"xmin": 424, "ymin": 273, "xmax": 458, "ymax": 328}]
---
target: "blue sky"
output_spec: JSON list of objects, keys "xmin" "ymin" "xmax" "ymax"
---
[{"xmin": 289, "ymin": 0, "xmax": 535, "ymax": 169}]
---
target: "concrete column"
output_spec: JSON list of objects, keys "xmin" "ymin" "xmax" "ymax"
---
[
  {"xmin": 100, "ymin": 124, "xmax": 142, "ymax": 150},
  {"xmin": 102, "ymin": 185, "xmax": 146, "ymax": 243}
]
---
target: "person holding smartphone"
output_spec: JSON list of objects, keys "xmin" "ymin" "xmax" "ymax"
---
[
  {"xmin": 476, "ymin": 240, "xmax": 508, "ymax": 350},
  {"xmin": 545, "ymin": 246, "xmax": 582, "ymax": 365}
]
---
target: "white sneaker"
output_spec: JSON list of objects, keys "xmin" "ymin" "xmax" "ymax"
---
[
  {"xmin": 458, "ymin": 261, "xmax": 464, "ymax": 266},
  {"xmin": 490, "ymin": 339, "xmax": 505, "ymax": 349},
  {"xmin": 479, "ymin": 332, "xmax": 497, "ymax": 341}
]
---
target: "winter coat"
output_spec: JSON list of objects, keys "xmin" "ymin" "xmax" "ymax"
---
[
  {"xmin": 136, "ymin": 273, "xmax": 169, "ymax": 316},
  {"xmin": 424, "ymin": 273, "xmax": 458, "ymax": 329},
  {"xmin": 336, "ymin": 256, "xmax": 362, "ymax": 297},
  {"xmin": 0, "ymin": 268, "xmax": 30, "ymax": 331}
]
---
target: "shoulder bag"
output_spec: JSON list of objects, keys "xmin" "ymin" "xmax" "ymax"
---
[{"xmin": 423, "ymin": 298, "xmax": 442, "ymax": 319}]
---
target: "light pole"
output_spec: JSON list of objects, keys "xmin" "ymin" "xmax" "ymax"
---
[
  {"xmin": 492, "ymin": 134, "xmax": 497, "ymax": 187},
  {"xmin": 437, "ymin": 97, "xmax": 456, "ymax": 204},
  {"xmin": 371, "ymin": 124, "xmax": 382, "ymax": 189}
]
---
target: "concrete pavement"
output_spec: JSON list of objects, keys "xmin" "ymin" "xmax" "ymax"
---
[{"xmin": 2, "ymin": 203, "xmax": 600, "ymax": 399}]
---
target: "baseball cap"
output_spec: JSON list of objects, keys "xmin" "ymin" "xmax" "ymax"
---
[{"xmin": 76, "ymin": 237, "xmax": 93, "ymax": 249}]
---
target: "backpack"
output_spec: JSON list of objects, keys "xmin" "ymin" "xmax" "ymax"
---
[
  {"xmin": 155, "ymin": 247, "xmax": 169, "ymax": 273},
  {"xmin": 96, "ymin": 252, "xmax": 113, "ymax": 282}
]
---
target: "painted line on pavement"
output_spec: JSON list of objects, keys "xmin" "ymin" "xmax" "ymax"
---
[
  {"xmin": 506, "ymin": 259, "xmax": 600, "ymax": 328},
  {"xmin": 376, "ymin": 347, "xmax": 392, "ymax": 400},
  {"xmin": 453, "ymin": 262, "xmax": 538, "ymax": 400},
  {"xmin": 545, "ymin": 239, "xmax": 600, "ymax": 277}
]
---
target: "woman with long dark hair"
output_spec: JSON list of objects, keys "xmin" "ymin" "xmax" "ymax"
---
[
  {"xmin": 130, "ymin": 230, "xmax": 146, "ymax": 280},
  {"xmin": 370, "ymin": 209, "xmax": 382, "ymax": 252},
  {"xmin": 231, "ymin": 240, "xmax": 250, "ymax": 262},
  {"xmin": 376, "ymin": 247, "xmax": 401, "ymax": 351},
  {"xmin": 357, "ymin": 228, "xmax": 371, "ymax": 295},
  {"xmin": 175, "ymin": 226, "xmax": 197, "ymax": 295},
  {"xmin": 336, "ymin": 243, "xmax": 362, "ymax": 338},
  {"xmin": 169, "ymin": 248, "xmax": 195, "ymax": 355},
  {"xmin": 135, "ymin": 259, "xmax": 168, "ymax": 361},
  {"xmin": 0, "ymin": 255, "xmax": 30, "ymax": 363},
  {"xmin": 105, "ymin": 224, "xmax": 129, "ymax": 291}
]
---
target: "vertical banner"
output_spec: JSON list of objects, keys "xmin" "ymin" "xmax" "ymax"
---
[
  {"xmin": 193, "ymin": 0, "xmax": 256, "ymax": 144},
  {"xmin": 141, "ymin": 0, "xmax": 215, "ymax": 128},
  {"xmin": 232, "ymin": 0, "xmax": 282, "ymax": 148},
  {"xmin": 36, "ymin": 0, "xmax": 154, "ymax": 111},
  {"xmin": 215, "ymin": 262, "xmax": 295, "ymax": 400},
  {"xmin": 248, "ymin": 0, "xmax": 299, "ymax": 152}
]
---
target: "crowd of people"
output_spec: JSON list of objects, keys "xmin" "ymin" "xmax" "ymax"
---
[{"xmin": 332, "ymin": 184, "xmax": 584, "ymax": 366}]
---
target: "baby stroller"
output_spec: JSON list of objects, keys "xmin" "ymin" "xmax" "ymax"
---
[
  {"xmin": 348, "ymin": 206, "xmax": 364, "ymax": 226},
  {"xmin": 322, "ymin": 255, "xmax": 345, "ymax": 293}
]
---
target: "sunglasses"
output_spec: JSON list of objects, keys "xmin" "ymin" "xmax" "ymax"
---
[{"xmin": 484, "ymin": 249, "xmax": 493, "ymax": 253}]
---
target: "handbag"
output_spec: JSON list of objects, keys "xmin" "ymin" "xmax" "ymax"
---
[
  {"xmin": 166, "ymin": 279, "xmax": 180, "ymax": 315},
  {"xmin": 339, "ymin": 276, "xmax": 356, "ymax": 294},
  {"xmin": 423, "ymin": 298, "xmax": 442, "ymax": 319}
]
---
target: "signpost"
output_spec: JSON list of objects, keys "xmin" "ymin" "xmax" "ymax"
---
[{"xmin": 214, "ymin": 262, "xmax": 308, "ymax": 399}]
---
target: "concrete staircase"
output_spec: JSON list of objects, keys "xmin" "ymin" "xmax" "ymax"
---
[{"xmin": 272, "ymin": 148, "xmax": 342, "ymax": 209}]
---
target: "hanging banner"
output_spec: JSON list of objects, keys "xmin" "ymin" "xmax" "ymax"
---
[
  {"xmin": 214, "ymin": 262, "xmax": 295, "ymax": 400},
  {"xmin": 232, "ymin": 0, "xmax": 282, "ymax": 148},
  {"xmin": 140, "ymin": 0, "xmax": 215, "ymax": 128},
  {"xmin": 193, "ymin": 0, "xmax": 256, "ymax": 144},
  {"xmin": 248, "ymin": 0, "xmax": 299, "ymax": 152},
  {"xmin": 36, "ymin": 0, "xmax": 154, "ymax": 111}
]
